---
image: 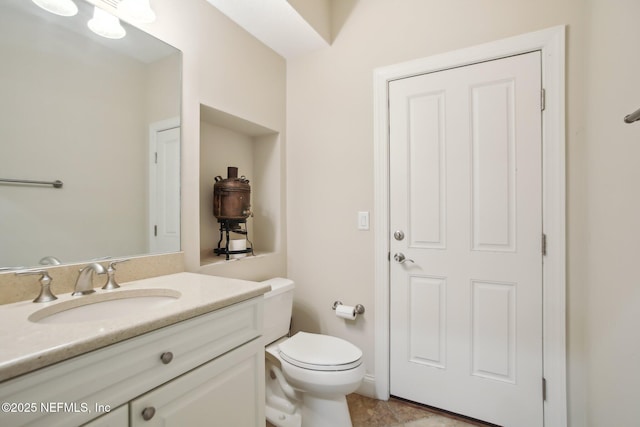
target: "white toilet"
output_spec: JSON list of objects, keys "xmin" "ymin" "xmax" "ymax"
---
[{"xmin": 262, "ymin": 278, "xmax": 365, "ymax": 427}]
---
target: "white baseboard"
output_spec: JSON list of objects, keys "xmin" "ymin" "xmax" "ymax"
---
[{"xmin": 355, "ymin": 374, "xmax": 380, "ymax": 399}]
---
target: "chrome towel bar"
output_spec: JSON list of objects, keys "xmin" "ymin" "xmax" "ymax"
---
[
  {"xmin": 0, "ymin": 178, "xmax": 63, "ymax": 188},
  {"xmin": 624, "ymin": 107, "xmax": 640, "ymax": 124}
]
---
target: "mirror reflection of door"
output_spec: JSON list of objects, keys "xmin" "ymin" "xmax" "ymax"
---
[{"xmin": 149, "ymin": 120, "xmax": 181, "ymax": 253}]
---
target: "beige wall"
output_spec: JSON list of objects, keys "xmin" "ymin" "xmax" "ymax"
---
[
  {"xmin": 287, "ymin": 0, "xmax": 638, "ymax": 425},
  {"xmin": 146, "ymin": 53, "xmax": 182, "ymax": 123},
  {"xmin": 287, "ymin": 0, "xmax": 332, "ymax": 43},
  {"xmin": 583, "ymin": 0, "xmax": 640, "ymax": 426}
]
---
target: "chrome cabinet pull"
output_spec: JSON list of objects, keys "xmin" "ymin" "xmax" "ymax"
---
[
  {"xmin": 141, "ymin": 407, "xmax": 156, "ymax": 421},
  {"xmin": 160, "ymin": 352, "xmax": 173, "ymax": 364}
]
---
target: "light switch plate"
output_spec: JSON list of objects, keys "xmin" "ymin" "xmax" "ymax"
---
[{"xmin": 358, "ymin": 211, "xmax": 369, "ymax": 230}]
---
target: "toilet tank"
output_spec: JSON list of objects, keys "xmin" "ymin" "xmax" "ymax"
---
[{"xmin": 261, "ymin": 278, "xmax": 294, "ymax": 345}]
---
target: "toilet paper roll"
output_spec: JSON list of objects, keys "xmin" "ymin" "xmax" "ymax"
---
[
  {"xmin": 229, "ymin": 239, "xmax": 247, "ymax": 259},
  {"xmin": 335, "ymin": 304, "xmax": 357, "ymax": 320}
]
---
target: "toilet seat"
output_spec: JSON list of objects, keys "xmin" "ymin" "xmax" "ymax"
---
[{"xmin": 278, "ymin": 332, "xmax": 362, "ymax": 371}]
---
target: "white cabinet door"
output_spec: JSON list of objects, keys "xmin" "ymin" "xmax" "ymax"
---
[
  {"xmin": 130, "ymin": 338, "xmax": 265, "ymax": 427},
  {"xmin": 81, "ymin": 405, "xmax": 127, "ymax": 427}
]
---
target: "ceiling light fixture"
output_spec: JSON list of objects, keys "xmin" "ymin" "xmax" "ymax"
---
[
  {"xmin": 88, "ymin": 6, "xmax": 126, "ymax": 39},
  {"xmin": 31, "ymin": 0, "xmax": 78, "ymax": 17},
  {"xmin": 119, "ymin": 0, "xmax": 156, "ymax": 24}
]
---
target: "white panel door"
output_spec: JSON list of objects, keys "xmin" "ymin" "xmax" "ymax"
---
[
  {"xmin": 389, "ymin": 51, "xmax": 543, "ymax": 427},
  {"xmin": 150, "ymin": 126, "xmax": 180, "ymax": 253}
]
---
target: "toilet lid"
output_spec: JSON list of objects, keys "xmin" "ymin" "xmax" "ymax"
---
[{"xmin": 278, "ymin": 332, "xmax": 363, "ymax": 371}]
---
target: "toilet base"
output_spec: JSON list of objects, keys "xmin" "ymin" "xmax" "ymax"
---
[
  {"xmin": 301, "ymin": 393, "xmax": 352, "ymax": 427},
  {"xmin": 265, "ymin": 335, "xmax": 362, "ymax": 427},
  {"xmin": 266, "ymin": 404, "xmax": 302, "ymax": 427}
]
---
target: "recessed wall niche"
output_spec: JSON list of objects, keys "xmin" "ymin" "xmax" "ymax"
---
[{"xmin": 199, "ymin": 105, "xmax": 281, "ymax": 266}]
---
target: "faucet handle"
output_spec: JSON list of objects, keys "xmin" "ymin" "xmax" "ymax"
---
[
  {"xmin": 102, "ymin": 259, "xmax": 129, "ymax": 290},
  {"xmin": 16, "ymin": 269, "xmax": 58, "ymax": 303}
]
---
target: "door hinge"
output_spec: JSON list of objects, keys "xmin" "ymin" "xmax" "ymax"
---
[
  {"xmin": 542, "ymin": 233, "xmax": 547, "ymax": 256},
  {"xmin": 541, "ymin": 88, "xmax": 546, "ymax": 111},
  {"xmin": 154, "ymin": 225, "xmax": 158, "ymax": 237},
  {"xmin": 154, "ymin": 152, "xmax": 158, "ymax": 164},
  {"xmin": 542, "ymin": 377, "xmax": 547, "ymax": 401}
]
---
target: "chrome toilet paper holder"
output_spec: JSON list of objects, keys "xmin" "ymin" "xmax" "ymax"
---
[{"xmin": 332, "ymin": 301, "xmax": 365, "ymax": 317}]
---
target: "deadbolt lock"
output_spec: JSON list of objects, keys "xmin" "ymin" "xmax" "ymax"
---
[{"xmin": 393, "ymin": 230, "xmax": 405, "ymax": 241}]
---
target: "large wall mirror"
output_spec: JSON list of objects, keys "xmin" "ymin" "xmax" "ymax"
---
[{"xmin": 0, "ymin": 0, "xmax": 182, "ymax": 269}]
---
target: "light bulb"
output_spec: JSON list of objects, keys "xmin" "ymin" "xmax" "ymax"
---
[
  {"xmin": 88, "ymin": 7, "xmax": 126, "ymax": 39},
  {"xmin": 32, "ymin": 0, "xmax": 78, "ymax": 17}
]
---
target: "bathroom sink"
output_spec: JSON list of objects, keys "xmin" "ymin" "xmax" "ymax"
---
[{"xmin": 29, "ymin": 289, "xmax": 181, "ymax": 324}]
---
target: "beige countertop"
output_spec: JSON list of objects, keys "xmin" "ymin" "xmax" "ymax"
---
[{"xmin": 0, "ymin": 272, "xmax": 270, "ymax": 382}]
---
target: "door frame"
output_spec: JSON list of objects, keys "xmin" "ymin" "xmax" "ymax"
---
[{"xmin": 373, "ymin": 26, "xmax": 566, "ymax": 426}]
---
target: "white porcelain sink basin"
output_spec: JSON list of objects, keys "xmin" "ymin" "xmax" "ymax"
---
[{"xmin": 29, "ymin": 289, "xmax": 181, "ymax": 324}]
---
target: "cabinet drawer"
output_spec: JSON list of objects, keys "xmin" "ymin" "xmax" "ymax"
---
[
  {"xmin": 0, "ymin": 297, "xmax": 262, "ymax": 427},
  {"xmin": 130, "ymin": 337, "xmax": 264, "ymax": 426}
]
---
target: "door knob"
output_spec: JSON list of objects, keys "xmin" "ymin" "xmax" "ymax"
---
[{"xmin": 394, "ymin": 253, "xmax": 414, "ymax": 264}]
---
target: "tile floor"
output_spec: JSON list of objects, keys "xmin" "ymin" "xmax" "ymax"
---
[{"xmin": 267, "ymin": 393, "xmax": 495, "ymax": 427}]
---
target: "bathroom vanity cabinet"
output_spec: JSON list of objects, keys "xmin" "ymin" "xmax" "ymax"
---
[{"xmin": 0, "ymin": 297, "xmax": 265, "ymax": 427}]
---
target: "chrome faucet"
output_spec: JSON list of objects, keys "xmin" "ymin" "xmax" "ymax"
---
[
  {"xmin": 39, "ymin": 256, "xmax": 62, "ymax": 266},
  {"xmin": 72, "ymin": 263, "xmax": 106, "ymax": 296}
]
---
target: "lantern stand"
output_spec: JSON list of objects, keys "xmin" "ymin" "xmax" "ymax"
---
[{"xmin": 213, "ymin": 219, "xmax": 254, "ymax": 261}]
